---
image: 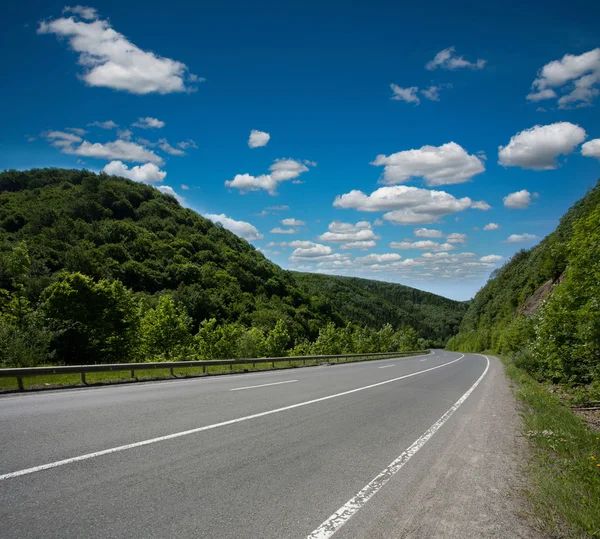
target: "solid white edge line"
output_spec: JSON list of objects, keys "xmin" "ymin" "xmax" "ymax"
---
[
  {"xmin": 230, "ymin": 380, "xmax": 298, "ymax": 391},
  {"xmin": 306, "ymin": 354, "xmax": 490, "ymax": 539},
  {"xmin": 0, "ymin": 353, "xmax": 464, "ymax": 481}
]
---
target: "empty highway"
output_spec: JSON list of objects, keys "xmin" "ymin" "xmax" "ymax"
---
[{"xmin": 0, "ymin": 350, "xmax": 535, "ymax": 538}]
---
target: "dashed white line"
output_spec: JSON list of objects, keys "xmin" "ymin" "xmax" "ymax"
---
[
  {"xmin": 230, "ymin": 380, "xmax": 297, "ymax": 391},
  {"xmin": 0, "ymin": 354, "xmax": 464, "ymax": 481},
  {"xmin": 378, "ymin": 365, "xmax": 395, "ymax": 369},
  {"xmin": 306, "ymin": 355, "xmax": 489, "ymax": 539}
]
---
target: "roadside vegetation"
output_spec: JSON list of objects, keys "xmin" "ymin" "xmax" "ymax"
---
[
  {"xmin": 447, "ymin": 180, "xmax": 600, "ymax": 536},
  {"xmin": 0, "ymin": 169, "xmax": 458, "ymax": 368}
]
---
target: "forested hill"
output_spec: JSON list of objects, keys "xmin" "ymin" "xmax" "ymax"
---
[
  {"xmin": 292, "ymin": 272, "xmax": 466, "ymax": 342},
  {"xmin": 448, "ymin": 179, "xmax": 600, "ymax": 385},
  {"xmin": 0, "ymin": 168, "xmax": 464, "ymax": 366}
]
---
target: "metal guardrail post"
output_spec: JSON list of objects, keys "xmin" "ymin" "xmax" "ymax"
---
[
  {"xmin": 81, "ymin": 372, "xmax": 87, "ymax": 385},
  {"xmin": 17, "ymin": 377, "xmax": 24, "ymax": 391}
]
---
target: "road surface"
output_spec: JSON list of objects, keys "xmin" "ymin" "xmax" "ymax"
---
[{"xmin": 0, "ymin": 350, "xmax": 535, "ymax": 538}]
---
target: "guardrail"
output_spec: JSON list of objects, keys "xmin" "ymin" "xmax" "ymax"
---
[{"xmin": 0, "ymin": 350, "xmax": 426, "ymax": 391}]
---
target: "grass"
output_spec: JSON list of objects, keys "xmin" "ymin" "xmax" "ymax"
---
[
  {"xmin": 0, "ymin": 352, "xmax": 420, "ymax": 393},
  {"xmin": 499, "ymin": 353, "xmax": 600, "ymax": 537}
]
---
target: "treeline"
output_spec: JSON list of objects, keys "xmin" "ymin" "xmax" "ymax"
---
[
  {"xmin": 0, "ymin": 169, "xmax": 443, "ymax": 366},
  {"xmin": 0, "ymin": 263, "xmax": 424, "ymax": 366},
  {"xmin": 448, "ymin": 179, "xmax": 600, "ymax": 387}
]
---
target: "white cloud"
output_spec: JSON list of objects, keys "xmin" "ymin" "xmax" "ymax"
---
[
  {"xmin": 372, "ymin": 142, "xmax": 485, "ymax": 186},
  {"xmin": 45, "ymin": 130, "xmax": 83, "ymax": 147},
  {"xmin": 181, "ymin": 184, "xmax": 189, "ymax": 190},
  {"xmin": 339, "ymin": 240, "xmax": 377, "ymax": 250},
  {"xmin": 157, "ymin": 139, "xmax": 185, "ymax": 156},
  {"xmin": 503, "ymin": 233, "xmax": 538, "ymax": 244},
  {"xmin": 582, "ymin": 139, "xmax": 600, "ymax": 159},
  {"xmin": 248, "ymin": 130, "xmax": 270, "ymax": 148},
  {"xmin": 471, "ymin": 200, "xmax": 491, "ymax": 210},
  {"xmin": 446, "ymin": 232, "xmax": 467, "ymax": 244},
  {"xmin": 63, "ymin": 5, "xmax": 97, "ymax": 20},
  {"xmin": 66, "ymin": 127, "xmax": 86, "ymax": 136},
  {"xmin": 117, "ymin": 129, "xmax": 132, "ymax": 140},
  {"xmin": 355, "ymin": 253, "xmax": 402, "ymax": 264},
  {"xmin": 483, "ymin": 222, "xmax": 500, "ymax": 231},
  {"xmin": 266, "ymin": 205, "xmax": 289, "ymax": 211},
  {"xmin": 479, "ymin": 255, "xmax": 504, "ymax": 263},
  {"xmin": 317, "ymin": 221, "xmax": 379, "ymax": 245},
  {"xmin": 426, "ymin": 47, "xmax": 486, "ymax": 71},
  {"xmin": 526, "ymin": 48, "xmax": 600, "ymax": 108},
  {"xmin": 38, "ymin": 12, "xmax": 200, "ymax": 94},
  {"xmin": 204, "ymin": 213, "xmax": 264, "ymax": 240},
  {"xmin": 414, "ymin": 227, "xmax": 443, "ymax": 238},
  {"xmin": 498, "ymin": 122, "xmax": 586, "ymax": 170},
  {"xmin": 503, "ymin": 190, "xmax": 532, "ymax": 209},
  {"xmin": 333, "ymin": 185, "xmax": 489, "ymax": 224},
  {"xmin": 390, "ymin": 240, "xmax": 455, "ymax": 251},
  {"xmin": 66, "ymin": 139, "xmax": 164, "ymax": 164},
  {"xmin": 421, "ymin": 84, "xmax": 451, "ymax": 101},
  {"xmin": 390, "ymin": 84, "xmax": 420, "ymax": 104},
  {"xmin": 102, "ymin": 160, "xmax": 166, "ymax": 184},
  {"xmin": 225, "ymin": 158, "xmax": 312, "ymax": 195},
  {"xmin": 156, "ymin": 185, "xmax": 184, "ymax": 205},
  {"xmin": 289, "ymin": 242, "xmax": 333, "ymax": 259},
  {"xmin": 177, "ymin": 139, "xmax": 197, "ymax": 150},
  {"xmin": 133, "ymin": 117, "xmax": 165, "ymax": 129},
  {"xmin": 88, "ymin": 120, "xmax": 118, "ymax": 129},
  {"xmin": 281, "ymin": 218, "xmax": 305, "ymax": 226},
  {"xmin": 270, "ymin": 227, "xmax": 298, "ymax": 234}
]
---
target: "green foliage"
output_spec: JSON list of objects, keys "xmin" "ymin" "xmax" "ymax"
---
[
  {"xmin": 140, "ymin": 296, "xmax": 193, "ymax": 360},
  {"xmin": 449, "ymin": 179, "xmax": 600, "ymax": 386},
  {"xmin": 40, "ymin": 272, "xmax": 139, "ymax": 365},
  {"xmin": 0, "ymin": 168, "xmax": 458, "ymax": 366}
]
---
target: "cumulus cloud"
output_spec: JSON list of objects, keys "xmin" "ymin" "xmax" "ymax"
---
[
  {"xmin": 414, "ymin": 228, "xmax": 443, "ymax": 238},
  {"xmin": 355, "ymin": 253, "xmax": 402, "ymax": 264},
  {"xmin": 426, "ymin": 47, "xmax": 487, "ymax": 70},
  {"xmin": 204, "ymin": 213, "xmax": 264, "ymax": 240},
  {"xmin": 390, "ymin": 240, "xmax": 456, "ymax": 251},
  {"xmin": 181, "ymin": 184, "xmax": 189, "ymax": 190},
  {"xmin": 270, "ymin": 227, "xmax": 297, "ymax": 234},
  {"xmin": 503, "ymin": 190, "xmax": 532, "ymax": 209},
  {"xmin": 225, "ymin": 158, "xmax": 312, "ymax": 195},
  {"xmin": 133, "ymin": 117, "xmax": 165, "ymax": 129},
  {"xmin": 281, "ymin": 218, "xmax": 305, "ymax": 226},
  {"xmin": 248, "ymin": 130, "xmax": 270, "ymax": 148},
  {"xmin": 498, "ymin": 122, "xmax": 586, "ymax": 170},
  {"xmin": 526, "ymin": 48, "xmax": 600, "ymax": 108},
  {"xmin": 446, "ymin": 232, "xmax": 467, "ymax": 244},
  {"xmin": 45, "ymin": 130, "xmax": 83, "ymax": 147},
  {"xmin": 289, "ymin": 242, "xmax": 333, "ymax": 259},
  {"xmin": 38, "ymin": 10, "xmax": 200, "ymax": 94},
  {"xmin": 333, "ymin": 185, "xmax": 490, "ymax": 224},
  {"xmin": 72, "ymin": 139, "xmax": 163, "ymax": 164},
  {"xmin": 390, "ymin": 84, "xmax": 420, "ymax": 104},
  {"xmin": 156, "ymin": 185, "xmax": 184, "ymax": 205},
  {"xmin": 372, "ymin": 142, "xmax": 485, "ymax": 186},
  {"xmin": 88, "ymin": 120, "xmax": 118, "ymax": 129},
  {"xmin": 157, "ymin": 139, "xmax": 185, "ymax": 156},
  {"xmin": 66, "ymin": 127, "xmax": 86, "ymax": 136},
  {"xmin": 177, "ymin": 139, "xmax": 197, "ymax": 150},
  {"xmin": 483, "ymin": 222, "xmax": 500, "ymax": 231},
  {"xmin": 102, "ymin": 160, "xmax": 166, "ymax": 183},
  {"xmin": 339, "ymin": 241, "xmax": 377, "ymax": 250},
  {"xmin": 582, "ymin": 139, "xmax": 600, "ymax": 159},
  {"xmin": 479, "ymin": 255, "xmax": 504, "ymax": 263},
  {"xmin": 421, "ymin": 84, "xmax": 451, "ymax": 101},
  {"xmin": 503, "ymin": 233, "xmax": 539, "ymax": 244},
  {"xmin": 317, "ymin": 221, "xmax": 379, "ymax": 246}
]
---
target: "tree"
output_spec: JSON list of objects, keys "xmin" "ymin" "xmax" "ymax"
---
[
  {"xmin": 41, "ymin": 272, "xmax": 140, "ymax": 364},
  {"xmin": 264, "ymin": 319, "xmax": 290, "ymax": 357},
  {"xmin": 140, "ymin": 295, "xmax": 192, "ymax": 360}
]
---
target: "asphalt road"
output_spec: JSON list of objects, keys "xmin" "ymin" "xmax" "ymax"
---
[{"xmin": 0, "ymin": 350, "xmax": 535, "ymax": 538}]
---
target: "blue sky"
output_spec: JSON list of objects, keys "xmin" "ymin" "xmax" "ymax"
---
[{"xmin": 1, "ymin": 0, "xmax": 599, "ymax": 300}]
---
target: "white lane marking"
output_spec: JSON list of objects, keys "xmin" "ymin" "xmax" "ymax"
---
[
  {"xmin": 0, "ymin": 355, "xmax": 464, "ymax": 481},
  {"xmin": 378, "ymin": 365, "xmax": 394, "ymax": 369},
  {"xmin": 230, "ymin": 380, "xmax": 297, "ymax": 391},
  {"xmin": 306, "ymin": 355, "xmax": 490, "ymax": 539},
  {"xmin": 419, "ymin": 358, "xmax": 428, "ymax": 362}
]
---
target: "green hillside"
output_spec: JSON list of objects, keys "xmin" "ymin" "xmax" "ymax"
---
[
  {"xmin": 0, "ymin": 168, "xmax": 464, "ymax": 366},
  {"xmin": 448, "ymin": 179, "xmax": 600, "ymax": 385},
  {"xmin": 292, "ymin": 272, "xmax": 466, "ymax": 344}
]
